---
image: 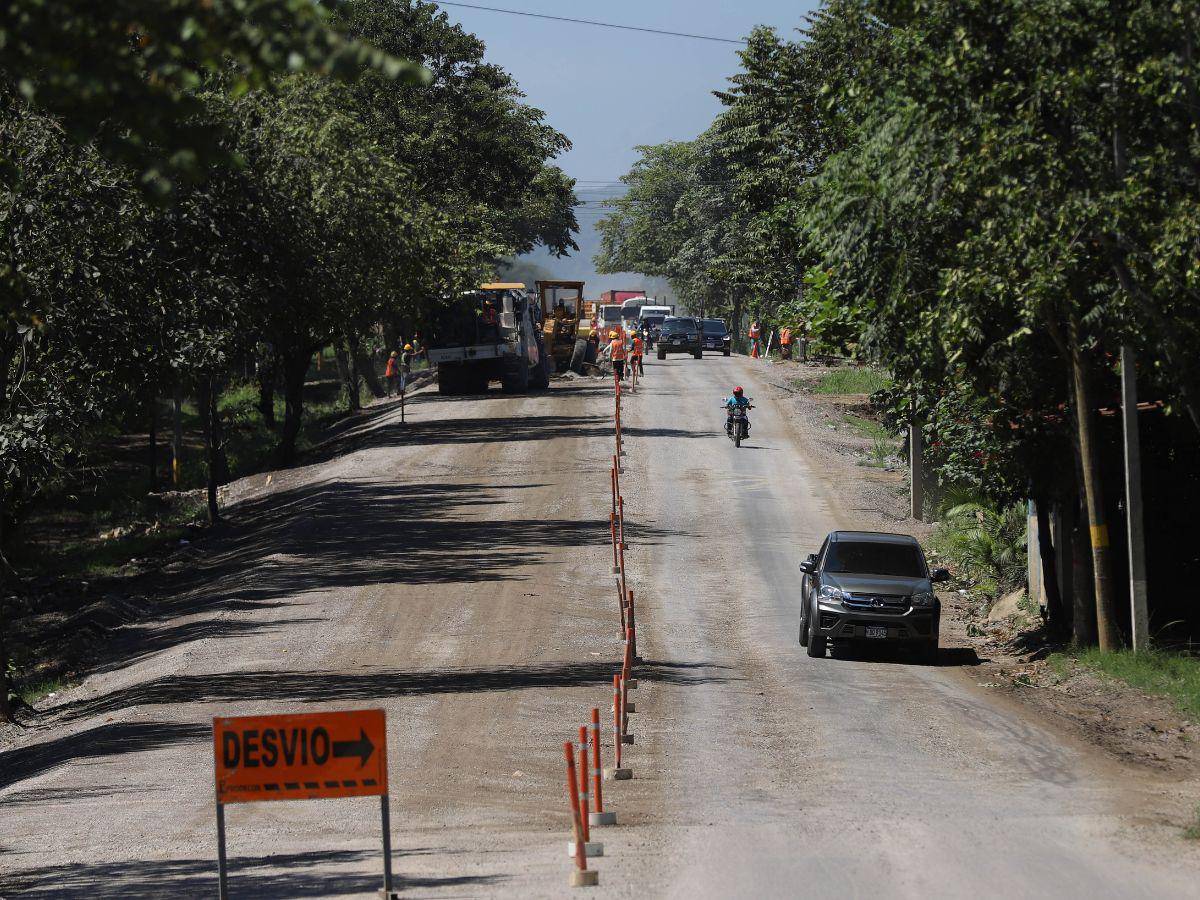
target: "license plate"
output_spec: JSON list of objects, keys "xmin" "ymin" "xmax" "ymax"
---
[
  {"xmin": 865, "ymin": 625, "xmax": 887, "ymax": 639},
  {"xmin": 672, "ymin": 339, "xmax": 681, "ymax": 345}
]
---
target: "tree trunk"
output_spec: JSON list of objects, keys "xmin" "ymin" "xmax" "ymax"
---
[
  {"xmin": 275, "ymin": 350, "xmax": 310, "ymax": 467},
  {"xmin": 0, "ymin": 587, "xmax": 10, "ymax": 722},
  {"xmin": 352, "ymin": 333, "xmax": 385, "ymax": 399},
  {"xmin": 257, "ymin": 351, "xmax": 277, "ymax": 428},
  {"xmin": 1034, "ymin": 496, "xmax": 1066, "ymax": 639},
  {"xmin": 197, "ymin": 378, "xmax": 219, "ymax": 523},
  {"xmin": 731, "ymin": 288, "xmax": 743, "ymax": 350},
  {"xmin": 211, "ymin": 378, "xmax": 229, "ymax": 485},
  {"xmin": 1066, "ymin": 315, "xmax": 1121, "ymax": 649},
  {"xmin": 147, "ymin": 395, "xmax": 158, "ymax": 494},
  {"xmin": 333, "ymin": 345, "xmax": 359, "ymax": 412},
  {"xmin": 172, "ymin": 380, "xmax": 184, "ymax": 487}
]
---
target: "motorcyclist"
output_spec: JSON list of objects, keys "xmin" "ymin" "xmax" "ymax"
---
[{"xmin": 724, "ymin": 386, "xmax": 752, "ymax": 436}]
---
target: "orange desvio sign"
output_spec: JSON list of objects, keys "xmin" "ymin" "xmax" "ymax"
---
[{"xmin": 213, "ymin": 709, "xmax": 387, "ymax": 805}]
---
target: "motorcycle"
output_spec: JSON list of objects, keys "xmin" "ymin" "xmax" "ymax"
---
[{"xmin": 724, "ymin": 402, "xmax": 753, "ymax": 447}]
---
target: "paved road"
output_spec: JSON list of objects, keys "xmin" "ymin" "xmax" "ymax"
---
[{"xmin": 1, "ymin": 354, "xmax": 1197, "ymax": 898}]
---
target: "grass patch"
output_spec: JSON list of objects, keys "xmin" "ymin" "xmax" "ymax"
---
[
  {"xmin": 17, "ymin": 674, "xmax": 73, "ymax": 706},
  {"xmin": 1185, "ymin": 807, "xmax": 1200, "ymax": 841},
  {"xmin": 813, "ymin": 367, "xmax": 891, "ymax": 395},
  {"xmin": 842, "ymin": 413, "xmax": 890, "ymax": 440},
  {"xmin": 1054, "ymin": 648, "xmax": 1200, "ymax": 722}
]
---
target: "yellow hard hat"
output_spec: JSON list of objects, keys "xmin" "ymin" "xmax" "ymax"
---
[
  {"xmin": 404, "ymin": 343, "xmax": 413, "ymax": 351},
  {"xmin": 390, "ymin": 351, "xmax": 397, "ymax": 357},
  {"xmin": 610, "ymin": 331, "xmax": 618, "ymax": 338}
]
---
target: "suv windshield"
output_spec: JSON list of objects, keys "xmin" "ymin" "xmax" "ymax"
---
[
  {"xmin": 662, "ymin": 318, "xmax": 697, "ymax": 334},
  {"xmin": 825, "ymin": 541, "xmax": 925, "ymax": 577},
  {"xmin": 702, "ymin": 320, "xmax": 728, "ymax": 334},
  {"xmin": 641, "ymin": 315, "xmax": 665, "ymax": 329}
]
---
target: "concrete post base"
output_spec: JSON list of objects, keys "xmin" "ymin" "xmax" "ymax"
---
[
  {"xmin": 567, "ymin": 841, "xmax": 604, "ymax": 858},
  {"xmin": 590, "ymin": 811, "xmax": 617, "ymax": 826},
  {"xmin": 604, "ymin": 767, "xmax": 633, "ymax": 780},
  {"xmin": 571, "ymin": 870, "xmax": 600, "ymax": 887}
]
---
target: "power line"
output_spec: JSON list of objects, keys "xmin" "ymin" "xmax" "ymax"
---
[{"xmin": 436, "ymin": 2, "xmax": 746, "ymax": 45}]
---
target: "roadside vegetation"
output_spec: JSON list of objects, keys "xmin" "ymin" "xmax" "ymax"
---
[
  {"xmin": 0, "ymin": 1, "xmax": 580, "ymax": 720},
  {"xmin": 1052, "ymin": 649, "xmax": 1200, "ymax": 723},
  {"xmin": 813, "ymin": 368, "xmax": 890, "ymax": 396},
  {"xmin": 595, "ymin": 1, "xmax": 1200, "ymax": 666}
]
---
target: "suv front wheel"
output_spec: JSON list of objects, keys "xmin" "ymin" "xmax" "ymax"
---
[{"xmin": 805, "ymin": 599, "xmax": 827, "ymax": 658}]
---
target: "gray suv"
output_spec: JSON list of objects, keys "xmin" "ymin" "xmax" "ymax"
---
[{"xmin": 799, "ymin": 531, "xmax": 949, "ymax": 663}]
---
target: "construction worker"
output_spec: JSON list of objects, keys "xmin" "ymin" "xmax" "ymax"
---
[
  {"xmin": 749, "ymin": 320, "xmax": 762, "ymax": 358},
  {"xmin": 400, "ymin": 343, "xmax": 414, "ymax": 392},
  {"xmin": 780, "ymin": 325, "xmax": 793, "ymax": 360},
  {"xmin": 384, "ymin": 351, "xmax": 400, "ymax": 396},
  {"xmin": 609, "ymin": 330, "xmax": 627, "ymax": 381},
  {"xmin": 630, "ymin": 331, "xmax": 645, "ymax": 377}
]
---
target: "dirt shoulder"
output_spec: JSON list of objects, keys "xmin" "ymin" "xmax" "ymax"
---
[{"xmin": 759, "ymin": 358, "xmax": 1200, "ymax": 784}]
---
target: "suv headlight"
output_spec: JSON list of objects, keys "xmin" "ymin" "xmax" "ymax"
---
[
  {"xmin": 818, "ymin": 585, "xmax": 848, "ymax": 603},
  {"xmin": 910, "ymin": 591, "xmax": 936, "ymax": 608}
]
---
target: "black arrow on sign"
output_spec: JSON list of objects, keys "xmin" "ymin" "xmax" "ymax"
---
[{"xmin": 332, "ymin": 729, "xmax": 375, "ymax": 767}]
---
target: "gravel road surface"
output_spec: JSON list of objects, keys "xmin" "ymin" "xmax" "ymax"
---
[{"xmin": 2, "ymin": 354, "xmax": 1198, "ymax": 898}]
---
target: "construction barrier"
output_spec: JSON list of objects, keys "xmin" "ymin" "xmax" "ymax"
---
[
  {"xmin": 564, "ymin": 742, "xmax": 599, "ymax": 886},
  {"xmin": 589, "ymin": 708, "xmax": 616, "ymax": 825}
]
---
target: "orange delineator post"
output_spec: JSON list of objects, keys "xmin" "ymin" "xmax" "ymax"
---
[
  {"xmin": 610, "ymin": 467, "xmax": 617, "ymax": 520},
  {"xmin": 618, "ymin": 543, "xmax": 627, "ymax": 608},
  {"xmin": 609, "ymin": 513, "xmax": 619, "ymax": 570},
  {"xmin": 577, "ymin": 726, "xmax": 590, "ymax": 844},
  {"xmin": 617, "ymin": 496, "xmax": 626, "ymax": 549},
  {"xmin": 615, "ymin": 575, "xmax": 627, "ymax": 633},
  {"xmin": 613, "ymin": 675, "xmax": 623, "ymax": 768},
  {"xmin": 590, "ymin": 708, "xmax": 604, "ymax": 814},
  {"xmin": 564, "ymin": 742, "xmax": 588, "ymax": 873},
  {"xmin": 627, "ymin": 589, "xmax": 638, "ymax": 661},
  {"xmin": 613, "ymin": 453, "xmax": 621, "ymax": 491},
  {"xmin": 621, "ymin": 627, "xmax": 634, "ymax": 732}
]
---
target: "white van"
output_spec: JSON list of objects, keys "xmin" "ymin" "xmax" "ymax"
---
[
  {"xmin": 638, "ymin": 305, "xmax": 675, "ymax": 344},
  {"xmin": 597, "ymin": 303, "xmax": 623, "ymax": 337}
]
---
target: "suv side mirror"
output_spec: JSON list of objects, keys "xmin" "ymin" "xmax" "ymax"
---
[
  {"xmin": 930, "ymin": 567, "xmax": 951, "ymax": 583},
  {"xmin": 799, "ymin": 560, "xmax": 816, "ymax": 575}
]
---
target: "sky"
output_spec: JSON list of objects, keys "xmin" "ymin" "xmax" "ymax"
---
[{"xmin": 434, "ymin": 1, "xmax": 821, "ymax": 291}]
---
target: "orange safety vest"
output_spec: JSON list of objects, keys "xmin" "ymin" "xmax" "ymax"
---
[
  {"xmin": 385, "ymin": 358, "xmax": 398, "ymax": 377},
  {"xmin": 749, "ymin": 323, "xmax": 761, "ymax": 339},
  {"xmin": 780, "ymin": 327, "xmax": 792, "ymax": 345},
  {"xmin": 630, "ymin": 337, "xmax": 644, "ymax": 357},
  {"xmin": 610, "ymin": 338, "xmax": 626, "ymax": 361}
]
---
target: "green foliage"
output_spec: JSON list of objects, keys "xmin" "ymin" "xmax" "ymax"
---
[
  {"xmin": 1054, "ymin": 649, "xmax": 1200, "ymax": 723},
  {"xmin": 932, "ymin": 495, "xmax": 1027, "ymax": 596},
  {"xmin": 0, "ymin": 0, "xmax": 425, "ymax": 196}
]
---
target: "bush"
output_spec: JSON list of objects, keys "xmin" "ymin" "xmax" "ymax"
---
[{"xmin": 932, "ymin": 492, "xmax": 1026, "ymax": 596}]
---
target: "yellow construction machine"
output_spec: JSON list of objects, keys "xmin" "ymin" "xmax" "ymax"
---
[{"xmin": 536, "ymin": 280, "xmax": 597, "ymax": 373}]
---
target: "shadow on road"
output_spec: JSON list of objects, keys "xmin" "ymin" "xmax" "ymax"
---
[
  {"xmin": 0, "ymin": 849, "xmax": 504, "ymax": 899},
  {"xmin": 311, "ymin": 412, "xmax": 710, "ymax": 462},
  {"xmin": 829, "ymin": 644, "xmax": 985, "ymax": 667},
  {"xmin": 59, "ymin": 660, "xmax": 732, "ymax": 722},
  {"xmin": 0, "ymin": 721, "xmax": 208, "ymax": 790}
]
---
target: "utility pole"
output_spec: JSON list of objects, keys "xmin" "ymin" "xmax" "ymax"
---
[
  {"xmin": 909, "ymin": 419, "xmax": 923, "ymax": 522},
  {"xmin": 1120, "ymin": 345, "xmax": 1149, "ymax": 651}
]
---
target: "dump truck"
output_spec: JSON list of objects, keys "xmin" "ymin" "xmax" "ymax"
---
[
  {"xmin": 537, "ymin": 280, "xmax": 599, "ymax": 374},
  {"xmin": 427, "ymin": 283, "xmax": 550, "ymax": 395}
]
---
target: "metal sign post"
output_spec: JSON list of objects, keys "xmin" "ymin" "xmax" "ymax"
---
[{"xmin": 212, "ymin": 709, "xmax": 393, "ymax": 898}]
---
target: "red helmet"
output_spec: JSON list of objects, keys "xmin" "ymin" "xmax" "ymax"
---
[{"xmin": 733, "ymin": 386, "xmax": 744, "ymax": 395}]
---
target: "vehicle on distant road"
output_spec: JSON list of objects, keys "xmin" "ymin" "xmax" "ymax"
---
[
  {"xmin": 638, "ymin": 304, "xmax": 674, "ymax": 347},
  {"xmin": 798, "ymin": 531, "xmax": 950, "ymax": 662},
  {"xmin": 656, "ymin": 316, "xmax": 702, "ymax": 360},
  {"xmin": 700, "ymin": 318, "xmax": 732, "ymax": 356},
  {"xmin": 597, "ymin": 303, "xmax": 624, "ymax": 339},
  {"xmin": 428, "ymin": 283, "xmax": 550, "ymax": 394}
]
